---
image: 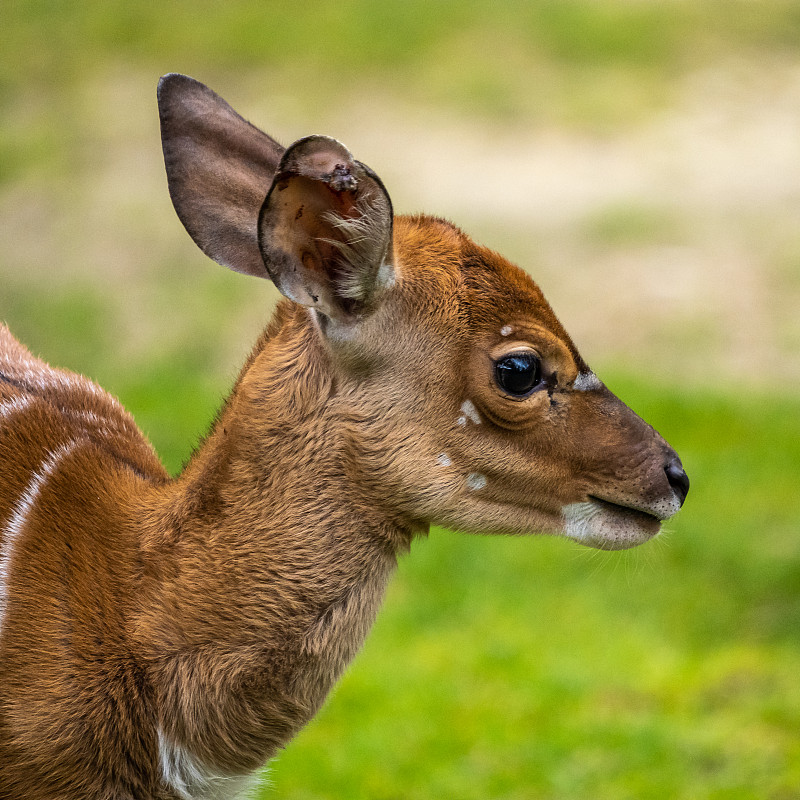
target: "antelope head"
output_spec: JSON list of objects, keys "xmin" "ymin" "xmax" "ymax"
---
[{"xmin": 159, "ymin": 74, "xmax": 689, "ymax": 552}]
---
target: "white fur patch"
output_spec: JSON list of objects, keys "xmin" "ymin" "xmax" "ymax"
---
[
  {"xmin": 573, "ymin": 372, "xmax": 602, "ymax": 392},
  {"xmin": 375, "ymin": 259, "xmax": 396, "ymax": 292},
  {"xmin": 500, "ymin": 325, "xmax": 513, "ymax": 337},
  {"xmin": 158, "ymin": 728, "xmax": 261, "ymax": 800},
  {"xmin": 28, "ymin": 368, "xmax": 111, "ymax": 403},
  {"xmin": 466, "ymin": 473, "xmax": 487, "ymax": 491},
  {"xmin": 459, "ymin": 400, "xmax": 481, "ymax": 425},
  {"xmin": 0, "ymin": 395, "xmax": 34, "ymax": 420},
  {"xmin": 0, "ymin": 440, "xmax": 83, "ymax": 633},
  {"xmin": 437, "ymin": 453, "xmax": 452, "ymax": 467},
  {"xmin": 562, "ymin": 501, "xmax": 600, "ymax": 541}
]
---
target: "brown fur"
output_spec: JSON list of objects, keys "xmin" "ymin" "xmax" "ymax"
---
[{"xmin": 0, "ymin": 77, "xmax": 688, "ymax": 799}]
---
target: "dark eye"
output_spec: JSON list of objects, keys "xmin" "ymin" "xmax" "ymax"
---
[{"xmin": 494, "ymin": 351, "xmax": 542, "ymax": 397}]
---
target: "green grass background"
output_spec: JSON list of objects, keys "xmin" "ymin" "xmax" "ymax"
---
[{"xmin": 3, "ymin": 3, "xmax": 800, "ymax": 798}]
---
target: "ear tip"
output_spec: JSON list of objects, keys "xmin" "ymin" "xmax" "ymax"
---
[
  {"xmin": 157, "ymin": 73, "xmax": 208, "ymax": 105},
  {"xmin": 158, "ymin": 72, "xmax": 189, "ymax": 94}
]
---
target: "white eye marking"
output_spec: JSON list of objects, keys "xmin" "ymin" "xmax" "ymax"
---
[
  {"xmin": 437, "ymin": 453, "xmax": 453, "ymax": 467},
  {"xmin": 573, "ymin": 372, "xmax": 602, "ymax": 392},
  {"xmin": 500, "ymin": 325, "xmax": 513, "ymax": 337},
  {"xmin": 460, "ymin": 400, "xmax": 481, "ymax": 425},
  {"xmin": 466, "ymin": 473, "xmax": 487, "ymax": 491}
]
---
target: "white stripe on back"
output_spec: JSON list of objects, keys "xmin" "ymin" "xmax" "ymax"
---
[
  {"xmin": 0, "ymin": 395, "xmax": 34, "ymax": 420},
  {"xmin": 0, "ymin": 440, "xmax": 83, "ymax": 634}
]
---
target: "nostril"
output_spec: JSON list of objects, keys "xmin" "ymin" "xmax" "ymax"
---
[{"xmin": 665, "ymin": 457, "xmax": 690, "ymax": 506}]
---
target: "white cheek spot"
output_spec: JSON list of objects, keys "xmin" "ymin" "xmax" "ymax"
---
[
  {"xmin": 500, "ymin": 325, "xmax": 514, "ymax": 337},
  {"xmin": 573, "ymin": 372, "xmax": 602, "ymax": 392},
  {"xmin": 466, "ymin": 472, "xmax": 487, "ymax": 491},
  {"xmin": 459, "ymin": 399, "xmax": 481, "ymax": 425},
  {"xmin": 437, "ymin": 453, "xmax": 453, "ymax": 467}
]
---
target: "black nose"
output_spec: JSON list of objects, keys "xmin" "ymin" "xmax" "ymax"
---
[{"xmin": 665, "ymin": 457, "xmax": 690, "ymax": 506}]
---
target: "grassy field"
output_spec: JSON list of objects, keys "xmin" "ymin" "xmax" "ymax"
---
[{"xmin": 3, "ymin": 2, "xmax": 800, "ymax": 798}]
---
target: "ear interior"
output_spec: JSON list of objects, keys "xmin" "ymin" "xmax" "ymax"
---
[
  {"xmin": 158, "ymin": 74, "xmax": 285, "ymax": 277},
  {"xmin": 257, "ymin": 136, "xmax": 393, "ymax": 322}
]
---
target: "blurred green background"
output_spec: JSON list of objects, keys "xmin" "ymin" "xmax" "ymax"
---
[{"xmin": 3, "ymin": 2, "xmax": 800, "ymax": 798}]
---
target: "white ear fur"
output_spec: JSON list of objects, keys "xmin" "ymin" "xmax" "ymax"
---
[{"xmin": 257, "ymin": 136, "xmax": 394, "ymax": 322}]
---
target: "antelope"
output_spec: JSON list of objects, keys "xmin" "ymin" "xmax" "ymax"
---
[{"xmin": 0, "ymin": 74, "xmax": 689, "ymax": 799}]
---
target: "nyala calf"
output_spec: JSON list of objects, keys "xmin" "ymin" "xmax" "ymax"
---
[{"xmin": 0, "ymin": 75, "xmax": 689, "ymax": 799}]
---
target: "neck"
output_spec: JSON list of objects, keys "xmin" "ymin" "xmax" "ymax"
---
[{"xmin": 133, "ymin": 307, "xmax": 417, "ymax": 774}]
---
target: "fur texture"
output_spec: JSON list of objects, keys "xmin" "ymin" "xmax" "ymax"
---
[{"xmin": 0, "ymin": 76, "xmax": 688, "ymax": 798}]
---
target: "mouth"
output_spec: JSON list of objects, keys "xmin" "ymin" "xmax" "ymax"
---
[
  {"xmin": 588, "ymin": 495, "xmax": 664, "ymax": 525},
  {"xmin": 563, "ymin": 496, "xmax": 663, "ymax": 551}
]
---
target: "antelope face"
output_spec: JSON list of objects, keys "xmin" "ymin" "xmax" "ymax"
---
[{"xmin": 351, "ymin": 218, "xmax": 689, "ymax": 551}]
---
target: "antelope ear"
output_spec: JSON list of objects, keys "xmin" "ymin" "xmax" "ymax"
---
[
  {"xmin": 257, "ymin": 135, "xmax": 394, "ymax": 323},
  {"xmin": 157, "ymin": 73, "xmax": 285, "ymax": 277}
]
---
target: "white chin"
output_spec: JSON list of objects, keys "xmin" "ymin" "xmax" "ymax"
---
[{"xmin": 562, "ymin": 499, "xmax": 662, "ymax": 551}]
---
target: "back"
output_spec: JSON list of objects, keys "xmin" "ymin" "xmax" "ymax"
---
[
  {"xmin": 0, "ymin": 324, "xmax": 167, "ymax": 498},
  {"xmin": 0, "ymin": 325, "xmax": 168, "ymax": 797}
]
